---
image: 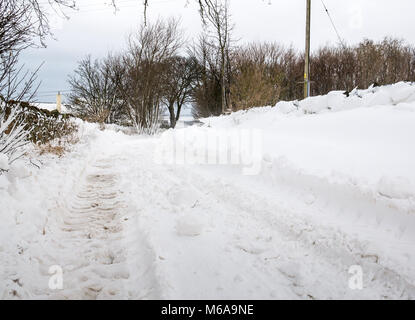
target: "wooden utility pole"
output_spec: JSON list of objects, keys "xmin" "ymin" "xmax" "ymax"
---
[{"xmin": 304, "ymin": 0, "xmax": 311, "ymax": 99}]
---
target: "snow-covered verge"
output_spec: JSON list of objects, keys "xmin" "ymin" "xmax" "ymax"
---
[{"xmin": 1, "ymin": 82, "xmax": 415, "ymax": 299}]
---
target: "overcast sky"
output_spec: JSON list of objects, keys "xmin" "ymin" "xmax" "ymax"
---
[{"xmin": 21, "ymin": 0, "xmax": 415, "ymax": 103}]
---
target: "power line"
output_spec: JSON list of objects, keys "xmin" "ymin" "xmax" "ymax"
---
[
  {"xmin": 320, "ymin": 0, "xmax": 346, "ymax": 48},
  {"xmin": 52, "ymin": 0, "xmax": 182, "ymax": 15},
  {"xmin": 37, "ymin": 90, "xmax": 71, "ymax": 93},
  {"xmin": 35, "ymin": 92, "xmax": 71, "ymax": 97}
]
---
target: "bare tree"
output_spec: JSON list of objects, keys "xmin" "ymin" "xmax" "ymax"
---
[
  {"xmin": 144, "ymin": 0, "xmax": 226, "ymax": 25},
  {"xmin": 162, "ymin": 56, "xmax": 200, "ymax": 128},
  {"xmin": 0, "ymin": 57, "xmax": 41, "ymax": 103},
  {"xmin": 68, "ymin": 55, "xmax": 126, "ymax": 124},
  {"xmin": 0, "ymin": 1, "xmax": 76, "ymax": 50},
  {"xmin": 202, "ymin": 0, "xmax": 232, "ymax": 114},
  {"xmin": 190, "ymin": 35, "xmax": 222, "ymax": 118},
  {"xmin": 118, "ymin": 18, "xmax": 184, "ymax": 134},
  {"xmin": 309, "ymin": 38, "xmax": 415, "ymax": 96},
  {"xmin": 0, "ymin": 1, "xmax": 46, "ymax": 102},
  {"xmin": 21, "ymin": 0, "xmax": 230, "ymax": 33}
]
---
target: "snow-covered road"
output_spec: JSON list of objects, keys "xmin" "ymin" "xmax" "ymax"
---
[
  {"xmin": 14, "ymin": 127, "xmax": 411, "ymax": 300},
  {"xmin": 2, "ymin": 83, "xmax": 415, "ymax": 299},
  {"xmin": 1, "ymin": 127, "xmax": 415, "ymax": 299}
]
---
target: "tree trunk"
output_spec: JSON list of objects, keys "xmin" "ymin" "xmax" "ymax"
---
[
  {"xmin": 221, "ymin": 51, "xmax": 226, "ymax": 114},
  {"xmin": 221, "ymin": 71, "xmax": 226, "ymax": 114},
  {"xmin": 176, "ymin": 103, "xmax": 182, "ymax": 122},
  {"xmin": 168, "ymin": 104, "xmax": 176, "ymax": 128}
]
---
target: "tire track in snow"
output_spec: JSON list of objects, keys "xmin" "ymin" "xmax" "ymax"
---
[
  {"xmin": 45, "ymin": 156, "xmax": 160, "ymax": 299},
  {"xmin": 48, "ymin": 158, "xmax": 129, "ymax": 299}
]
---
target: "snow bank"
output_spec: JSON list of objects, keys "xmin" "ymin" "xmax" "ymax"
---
[
  {"xmin": 202, "ymin": 82, "xmax": 415, "ymax": 127},
  {"xmin": 192, "ymin": 82, "xmax": 415, "ymax": 210},
  {"xmin": 378, "ymin": 176, "xmax": 415, "ymax": 200},
  {"xmin": 277, "ymin": 81, "xmax": 415, "ymax": 115}
]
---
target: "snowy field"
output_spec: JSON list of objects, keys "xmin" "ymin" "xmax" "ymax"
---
[{"xmin": 1, "ymin": 82, "xmax": 415, "ymax": 299}]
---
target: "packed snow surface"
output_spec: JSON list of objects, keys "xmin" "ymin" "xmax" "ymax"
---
[{"xmin": 1, "ymin": 82, "xmax": 415, "ymax": 299}]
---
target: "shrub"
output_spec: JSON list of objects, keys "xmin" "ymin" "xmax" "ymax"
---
[{"xmin": 0, "ymin": 102, "xmax": 30, "ymax": 163}]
